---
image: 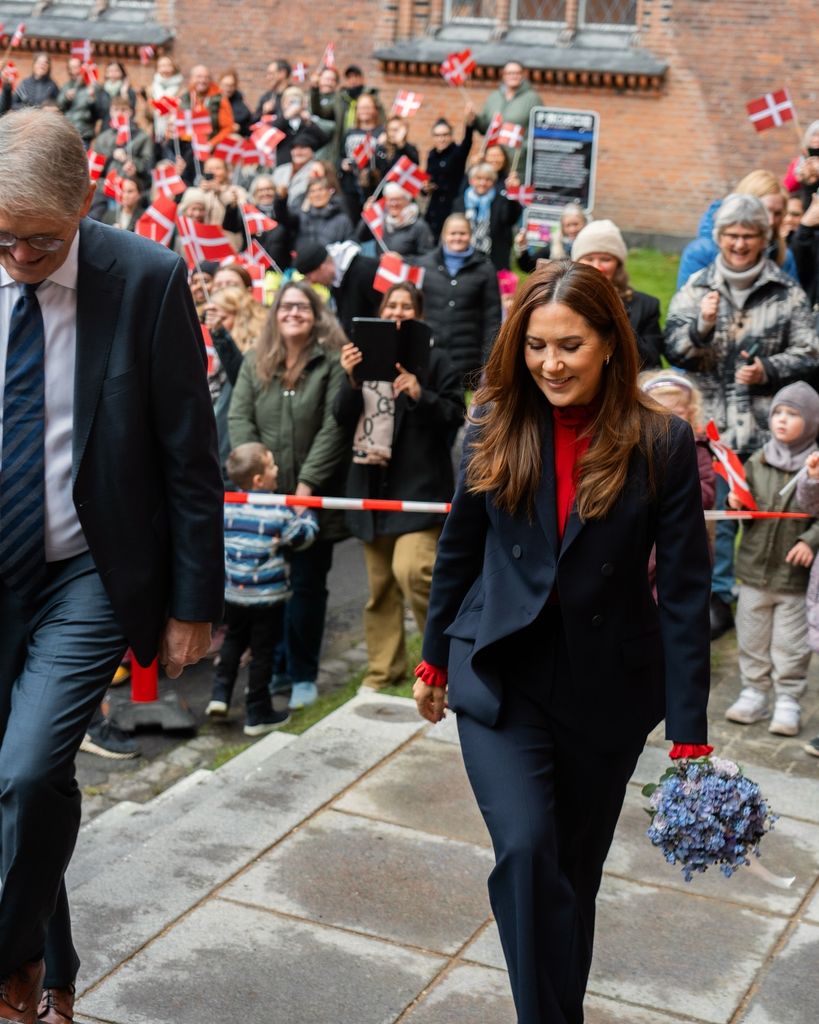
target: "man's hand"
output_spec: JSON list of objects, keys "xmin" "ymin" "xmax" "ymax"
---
[{"xmin": 159, "ymin": 618, "xmax": 212, "ymax": 679}]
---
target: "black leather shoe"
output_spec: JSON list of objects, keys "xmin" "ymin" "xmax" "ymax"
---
[{"xmin": 710, "ymin": 595, "xmax": 734, "ymax": 641}]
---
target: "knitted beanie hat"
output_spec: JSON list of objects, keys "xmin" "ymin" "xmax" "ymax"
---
[{"xmin": 571, "ymin": 219, "xmax": 628, "ymax": 265}]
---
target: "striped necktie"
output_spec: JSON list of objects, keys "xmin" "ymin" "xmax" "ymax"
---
[{"xmin": 0, "ymin": 282, "xmax": 46, "ymax": 602}]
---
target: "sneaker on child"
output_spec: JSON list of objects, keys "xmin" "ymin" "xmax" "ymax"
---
[
  {"xmin": 243, "ymin": 709, "xmax": 291, "ymax": 736},
  {"xmin": 288, "ymin": 681, "xmax": 318, "ymax": 710},
  {"xmin": 725, "ymin": 687, "xmax": 769, "ymax": 724},
  {"xmin": 769, "ymin": 695, "xmax": 801, "ymax": 736}
]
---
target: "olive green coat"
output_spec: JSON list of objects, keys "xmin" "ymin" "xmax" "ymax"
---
[{"xmin": 228, "ymin": 343, "xmax": 351, "ymax": 541}]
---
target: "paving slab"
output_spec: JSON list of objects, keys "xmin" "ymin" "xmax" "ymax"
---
[
  {"xmin": 333, "ymin": 736, "xmax": 490, "ymax": 847},
  {"xmin": 804, "ymin": 886, "xmax": 819, "ymax": 923},
  {"xmin": 69, "ymin": 694, "xmax": 427, "ymax": 991},
  {"xmin": 461, "ymin": 920, "xmax": 505, "ymax": 971},
  {"xmin": 605, "ymin": 786, "xmax": 819, "ymax": 916},
  {"xmin": 76, "ymin": 897, "xmax": 444, "ymax": 1024},
  {"xmin": 741, "ymin": 922, "xmax": 819, "ymax": 1024},
  {"xmin": 402, "ymin": 963, "xmax": 514, "ymax": 1024},
  {"xmin": 588, "ymin": 875, "xmax": 788, "ymax": 1023},
  {"xmin": 221, "ymin": 808, "xmax": 494, "ymax": 955}
]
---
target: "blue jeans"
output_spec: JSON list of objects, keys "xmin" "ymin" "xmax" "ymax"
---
[
  {"xmin": 0, "ymin": 551, "xmax": 127, "ymax": 985},
  {"xmin": 712, "ymin": 473, "xmax": 738, "ymax": 603}
]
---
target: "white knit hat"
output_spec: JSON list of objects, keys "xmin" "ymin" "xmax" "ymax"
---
[{"xmin": 571, "ymin": 219, "xmax": 628, "ymax": 265}]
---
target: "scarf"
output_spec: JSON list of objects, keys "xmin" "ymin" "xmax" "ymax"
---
[
  {"xmin": 715, "ymin": 255, "xmax": 765, "ymax": 310},
  {"xmin": 353, "ymin": 381, "xmax": 395, "ymax": 465},
  {"xmin": 463, "ymin": 186, "xmax": 495, "ymax": 255},
  {"xmin": 442, "ymin": 244, "xmax": 474, "ymax": 278}
]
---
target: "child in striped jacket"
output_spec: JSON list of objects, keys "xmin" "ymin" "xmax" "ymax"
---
[{"xmin": 207, "ymin": 442, "xmax": 318, "ymax": 735}]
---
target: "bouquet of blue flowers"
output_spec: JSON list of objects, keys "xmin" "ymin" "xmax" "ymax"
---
[{"xmin": 643, "ymin": 755, "xmax": 778, "ymax": 882}]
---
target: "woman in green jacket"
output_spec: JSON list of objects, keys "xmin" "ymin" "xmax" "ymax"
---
[{"xmin": 229, "ymin": 281, "xmax": 351, "ymax": 708}]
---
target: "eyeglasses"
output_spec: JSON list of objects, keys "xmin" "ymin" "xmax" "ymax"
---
[
  {"xmin": 432, "ymin": 131, "xmax": 451, "ymax": 138},
  {"xmin": 279, "ymin": 302, "xmax": 313, "ymax": 314},
  {"xmin": 721, "ymin": 232, "xmax": 762, "ymax": 243},
  {"xmin": 0, "ymin": 231, "xmax": 65, "ymax": 253}
]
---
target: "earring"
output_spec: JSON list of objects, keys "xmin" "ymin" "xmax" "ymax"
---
[{"xmin": 605, "ymin": 354, "xmax": 611, "ymax": 366}]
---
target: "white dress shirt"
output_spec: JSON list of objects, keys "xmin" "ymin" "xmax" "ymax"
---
[{"xmin": 0, "ymin": 233, "xmax": 88, "ymax": 561}]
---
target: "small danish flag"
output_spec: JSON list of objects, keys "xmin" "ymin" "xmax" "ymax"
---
[
  {"xmin": 483, "ymin": 112, "xmax": 503, "ymax": 148},
  {"xmin": 384, "ymin": 156, "xmax": 430, "ymax": 197},
  {"xmin": 251, "ymin": 125, "xmax": 286, "ymax": 158},
  {"xmin": 151, "ymin": 96, "xmax": 180, "ymax": 118},
  {"xmin": 242, "ymin": 203, "xmax": 278, "ymax": 234},
  {"xmin": 103, "ymin": 169, "xmax": 125, "ymax": 203},
  {"xmin": 706, "ymin": 421, "xmax": 757, "ymax": 511},
  {"xmin": 506, "ymin": 183, "xmax": 535, "ymax": 205},
  {"xmin": 440, "ymin": 49, "xmax": 475, "ymax": 88},
  {"xmin": 10, "ymin": 24, "xmax": 25, "ymax": 48},
  {"xmin": 81, "ymin": 62, "xmax": 100, "ymax": 86},
  {"xmin": 135, "ymin": 193, "xmax": 178, "ymax": 247},
  {"xmin": 1, "ymin": 61, "xmax": 19, "ymax": 88},
  {"xmin": 362, "ymin": 199, "xmax": 386, "ymax": 240},
  {"xmin": 352, "ymin": 133, "xmax": 375, "ymax": 170},
  {"xmin": 139, "ymin": 45, "xmax": 156, "ymax": 66},
  {"xmin": 111, "ymin": 112, "xmax": 131, "ymax": 146},
  {"xmin": 87, "ymin": 148, "xmax": 106, "ymax": 182},
  {"xmin": 746, "ymin": 89, "xmax": 795, "ymax": 133},
  {"xmin": 321, "ymin": 42, "xmax": 336, "ymax": 70},
  {"xmin": 391, "ymin": 90, "xmax": 423, "ymax": 118},
  {"xmin": 498, "ymin": 122, "xmax": 524, "ymax": 149},
  {"xmin": 373, "ymin": 253, "xmax": 425, "ymax": 294},
  {"xmin": 243, "ymin": 238, "xmax": 276, "ymax": 271},
  {"xmin": 152, "ymin": 163, "xmax": 186, "ymax": 198},
  {"xmin": 213, "ymin": 135, "xmax": 248, "ymax": 165},
  {"xmin": 292, "ymin": 62, "xmax": 307, "ymax": 82},
  {"xmin": 177, "ymin": 217, "xmax": 237, "ymax": 268},
  {"xmin": 71, "ymin": 39, "xmax": 93, "ymax": 62},
  {"xmin": 174, "ymin": 109, "xmax": 212, "ymax": 139}
]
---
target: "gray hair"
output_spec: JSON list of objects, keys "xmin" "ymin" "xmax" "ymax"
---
[
  {"xmin": 468, "ymin": 162, "xmax": 498, "ymax": 183},
  {"xmin": 0, "ymin": 109, "xmax": 90, "ymax": 219},
  {"xmin": 713, "ymin": 193, "xmax": 771, "ymax": 243}
]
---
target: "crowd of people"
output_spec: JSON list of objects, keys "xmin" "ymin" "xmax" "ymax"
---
[{"xmin": 4, "ymin": 51, "xmax": 819, "ymax": 760}]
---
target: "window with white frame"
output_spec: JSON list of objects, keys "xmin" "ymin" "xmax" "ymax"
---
[
  {"xmin": 580, "ymin": 0, "xmax": 637, "ymax": 25},
  {"xmin": 445, "ymin": 0, "xmax": 636, "ymax": 25},
  {"xmin": 512, "ymin": 0, "xmax": 566, "ymax": 23}
]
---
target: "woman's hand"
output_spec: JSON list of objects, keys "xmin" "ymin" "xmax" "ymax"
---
[
  {"xmin": 340, "ymin": 342, "xmax": 363, "ymax": 382},
  {"xmin": 464, "ymin": 102, "xmax": 476, "ymax": 126},
  {"xmin": 786, "ymin": 540, "xmax": 814, "ymax": 567},
  {"xmin": 699, "ymin": 290, "xmax": 720, "ymax": 327},
  {"xmin": 736, "ymin": 354, "xmax": 766, "ymax": 386},
  {"xmin": 203, "ymin": 303, "xmax": 224, "ymax": 331},
  {"xmin": 393, "ymin": 362, "xmax": 421, "ymax": 401},
  {"xmin": 505, "ymin": 171, "xmax": 520, "ymax": 190},
  {"xmin": 413, "ymin": 679, "xmax": 447, "ymax": 723},
  {"xmin": 223, "ymin": 185, "xmax": 241, "ymax": 206},
  {"xmin": 726, "ymin": 490, "xmax": 744, "ymax": 511}
]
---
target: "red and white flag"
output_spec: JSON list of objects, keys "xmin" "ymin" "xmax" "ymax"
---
[
  {"xmin": 746, "ymin": 88, "xmax": 795, "ymax": 132},
  {"xmin": 384, "ymin": 155, "xmax": 430, "ymax": 197},
  {"xmin": 213, "ymin": 135, "xmax": 248, "ymax": 165},
  {"xmin": 706, "ymin": 421, "xmax": 757, "ymax": 511},
  {"xmin": 152, "ymin": 162, "xmax": 186, "ymax": 198},
  {"xmin": 251, "ymin": 125, "xmax": 286, "ymax": 158},
  {"xmin": 1, "ymin": 61, "xmax": 19, "ymax": 88},
  {"xmin": 151, "ymin": 95, "xmax": 180, "ymax": 117},
  {"xmin": 483, "ymin": 112, "xmax": 503, "ymax": 148},
  {"xmin": 243, "ymin": 238, "xmax": 276, "ymax": 271},
  {"xmin": 201, "ymin": 323, "xmax": 217, "ymax": 376},
  {"xmin": 81, "ymin": 62, "xmax": 100, "ymax": 86},
  {"xmin": 71, "ymin": 39, "xmax": 93, "ymax": 62},
  {"xmin": 135, "ymin": 193, "xmax": 178, "ymax": 247},
  {"xmin": 242, "ymin": 203, "xmax": 277, "ymax": 234},
  {"xmin": 506, "ymin": 183, "xmax": 535, "ymax": 205},
  {"xmin": 174, "ymin": 109, "xmax": 212, "ymax": 139},
  {"xmin": 87, "ymin": 148, "xmax": 106, "ymax": 182},
  {"xmin": 111, "ymin": 112, "xmax": 130, "ymax": 146},
  {"xmin": 373, "ymin": 253, "xmax": 425, "ymax": 294},
  {"xmin": 440, "ymin": 49, "xmax": 475, "ymax": 87},
  {"xmin": 391, "ymin": 90, "xmax": 423, "ymax": 118},
  {"xmin": 362, "ymin": 198, "xmax": 386, "ymax": 240},
  {"xmin": 292, "ymin": 62, "xmax": 307, "ymax": 82},
  {"xmin": 321, "ymin": 42, "xmax": 336, "ymax": 69},
  {"xmin": 177, "ymin": 216, "xmax": 236, "ymax": 268},
  {"xmin": 351, "ymin": 132, "xmax": 375, "ymax": 170},
  {"xmin": 10, "ymin": 24, "xmax": 25, "ymax": 48},
  {"xmin": 191, "ymin": 131, "xmax": 211, "ymax": 161},
  {"xmin": 103, "ymin": 169, "xmax": 124, "ymax": 203},
  {"xmin": 498, "ymin": 122, "xmax": 524, "ymax": 149},
  {"xmin": 139, "ymin": 45, "xmax": 156, "ymax": 66},
  {"xmin": 245, "ymin": 263, "xmax": 267, "ymax": 304}
]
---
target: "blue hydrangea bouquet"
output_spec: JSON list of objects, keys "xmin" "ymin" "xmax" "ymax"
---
[{"xmin": 643, "ymin": 755, "xmax": 788, "ymax": 885}]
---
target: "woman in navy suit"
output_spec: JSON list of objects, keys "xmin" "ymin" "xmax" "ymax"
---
[{"xmin": 414, "ymin": 261, "xmax": 712, "ymax": 1024}]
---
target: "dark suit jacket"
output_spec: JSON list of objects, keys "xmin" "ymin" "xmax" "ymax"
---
[
  {"xmin": 422, "ymin": 412, "xmax": 711, "ymax": 748},
  {"xmin": 72, "ymin": 218, "xmax": 224, "ymax": 665}
]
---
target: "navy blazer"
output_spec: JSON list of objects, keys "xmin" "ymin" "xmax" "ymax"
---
[
  {"xmin": 71, "ymin": 218, "xmax": 225, "ymax": 665},
  {"xmin": 422, "ymin": 412, "xmax": 711, "ymax": 747}
]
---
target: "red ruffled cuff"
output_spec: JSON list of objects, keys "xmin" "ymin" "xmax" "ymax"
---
[
  {"xmin": 414, "ymin": 660, "xmax": 448, "ymax": 688},
  {"xmin": 669, "ymin": 743, "xmax": 714, "ymax": 760}
]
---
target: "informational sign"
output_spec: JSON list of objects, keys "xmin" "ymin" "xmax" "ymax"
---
[{"xmin": 523, "ymin": 107, "xmax": 599, "ymax": 246}]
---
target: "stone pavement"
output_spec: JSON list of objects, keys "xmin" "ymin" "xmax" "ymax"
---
[{"xmin": 68, "ymin": 631, "xmax": 819, "ymax": 1024}]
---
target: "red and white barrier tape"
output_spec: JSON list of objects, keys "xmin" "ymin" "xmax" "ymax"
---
[{"xmin": 224, "ymin": 493, "xmax": 811, "ymax": 520}]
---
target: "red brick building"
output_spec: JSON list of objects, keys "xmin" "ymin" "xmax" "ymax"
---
[{"xmin": 5, "ymin": 0, "xmax": 817, "ymax": 244}]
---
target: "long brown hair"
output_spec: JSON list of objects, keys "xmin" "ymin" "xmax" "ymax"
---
[
  {"xmin": 467, "ymin": 261, "xmax": 669, "ymax": 520},
  {"xmin": 255, "ymin": 281, "xmax": 346, "ymax": 389}
]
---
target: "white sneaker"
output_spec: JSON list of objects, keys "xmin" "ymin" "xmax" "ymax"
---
[
  {"xmin": 769, "ymin": 695, "xmax": 801, "ymax": 736},
  {"xmin": 205, "ymin": 699, "xmax": 229, "ymax": 718},
  {"xmin": 725, "ymin": 688, "xmax": 769, "ymax": 724}
]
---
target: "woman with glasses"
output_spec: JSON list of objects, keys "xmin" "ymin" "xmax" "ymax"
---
[
  {"xmin": 228, "ymin": 281, "xmax": 351, "ymax": 710},
  {"xmin": 424, "ymin": 112, "xmax": 476, "ymax": 243},
  {"xmin": 665, "ymin": 192, "xmax": 819, "ymax": 641}
]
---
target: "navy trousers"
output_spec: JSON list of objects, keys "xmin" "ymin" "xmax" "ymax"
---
[
  {"xmin": 0, "ymin": 551, "xmax": 126, "ymax": 986},
  {"xmin": 457, "ymin": 609, "xmax": 644, "ymax": 1024}
]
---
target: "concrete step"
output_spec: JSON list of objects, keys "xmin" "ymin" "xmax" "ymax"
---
[{"xmin": 68, "ymin": 692, "xmax": 426, "ymax": 994}]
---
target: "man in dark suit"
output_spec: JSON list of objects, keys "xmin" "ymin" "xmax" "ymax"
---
[{"xmin": 0, "ymin": 109, "xmax": 224, "ymax": 1023}]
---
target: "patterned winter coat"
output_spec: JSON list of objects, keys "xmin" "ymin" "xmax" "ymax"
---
[{"xmin": 665, "ymin": 259, "xmax": 819, "ymax": 458}]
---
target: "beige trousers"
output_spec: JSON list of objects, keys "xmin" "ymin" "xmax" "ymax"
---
[
  {"xmin": 361, "ymin": 527, "xmax": 441, "ymax": 689},
  {"xmin": 736, "ymin": 584, "xmax": 810, "ymax": 699}
]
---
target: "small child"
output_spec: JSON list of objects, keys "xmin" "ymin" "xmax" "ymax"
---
[
  {"xmin": 725, "ymin": 382, "xmax": 819, "ymax": 737},
  {"xmin": 639, "ymin": 371, "xmax": 716, "ymax": 598},
  {"xmin": 207, "ymin": 442, "xmax": 318, "ymax": 735},
  {"xmin": 795, "ymin": 448, "xmax": 819, "ymax": 757}
]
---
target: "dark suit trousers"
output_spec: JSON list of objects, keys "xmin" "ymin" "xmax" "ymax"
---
[
  {"xmin": 457, "ymin": 608, "xmax": 644, "ymax": 1024},
  {"xmin": 0, "ymin": 551, "xmax": 126, "ymax": 986}
]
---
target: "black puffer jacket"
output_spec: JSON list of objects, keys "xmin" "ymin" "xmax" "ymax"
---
[
  {"xmin": 332, "ymin": 346, "xmax": 465, "ymax": 541},
  {"xmin": 791, "ymin": 223, "xmax": 819, "ymax": 308},
  {"xmin": 417, "ymin": 247, "xmax": 502, "ymax": 384},
  {"xmin": 452, "ymin": 190, "xmax": 521, "ymax": 272}
]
